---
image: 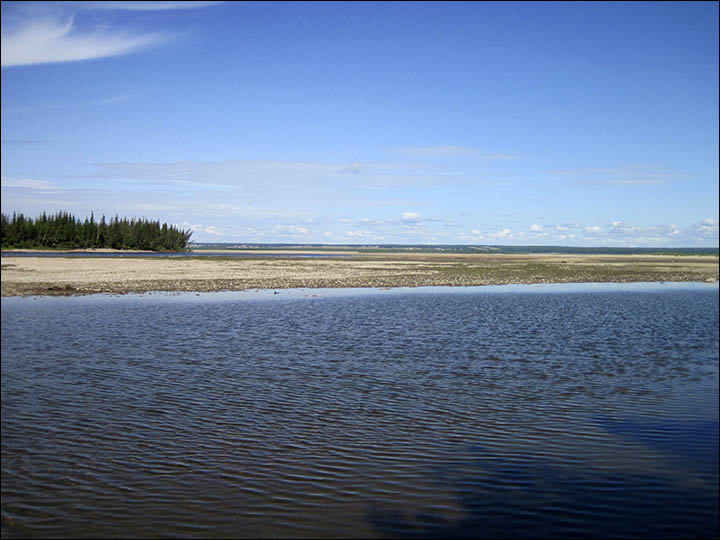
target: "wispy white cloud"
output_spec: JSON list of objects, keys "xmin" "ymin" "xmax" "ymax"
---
[
  {"xmin": 547, "ymin": 166, "xmax": 684, "ymax": 185},
  {"xmin": 87, "ymin": 159, "xmax": 506, "ymax": 199},
  {"xmin": 92, "ymin": 93, "xmax": 137, "ymax": 106},
  {"xmin": 393, "ymin": 145, "xmax": 517, "ymax": 160},
  {"xmin": 0, "ymin": 139, "xmax": 47, "ymax": 146},
  {"xmin": 1, "ymin": 177, "xmax": 57, "ymax": 190},
  {"xmin": 1, "ymin": 15, "xmax": 167, "ymax": 67},
  {"xmin": 555, "ymin": 222, "xmax": 581, "ymax": 232},
  {"xmin": 67, "ymin": 1, "xmax": 225, "ymax": 11},
  {"xmin": 0, "ymin": 0, "xmax": 221, "ymax": 67},
  {"xmin": 1, "ymin": 91, "xmax": 144, "ymax": 115},
  {"xmin": 359, "ymin": 217, "xmax": 383, "ymax": 226},
  {"xmin": 93, "ymin": 159, "xmax": 354, "ymax": 182}
]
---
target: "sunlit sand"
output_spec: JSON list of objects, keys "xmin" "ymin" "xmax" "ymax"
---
[{"xmin": 2, "ymin": 251, "xmax": 717, "ymax": 297}]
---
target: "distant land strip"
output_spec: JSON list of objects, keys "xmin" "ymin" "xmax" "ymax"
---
[
  {"xmin": 1, "ymin": 249, "xmax": 717, "ymax": 297},
  {"xmin": 188, "ymin": 243, "xmax": 719, "ymax": 256}
]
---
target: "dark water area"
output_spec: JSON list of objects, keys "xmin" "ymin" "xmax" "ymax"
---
[
  {"xmin": 2, "ymin": 283, "xmax": 718, "ymax": 539},
  {"xmin": 0, "ymin": 251, "xmax": 341, "ymax": 258}
]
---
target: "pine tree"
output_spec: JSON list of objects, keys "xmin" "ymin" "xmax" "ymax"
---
[{"xmin": 0, "ymin": 211, "xmax": 192, "ymax": 251}]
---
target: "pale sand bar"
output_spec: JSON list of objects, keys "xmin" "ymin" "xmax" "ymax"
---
[{"xmin": 1, "ymin": 251, "xmax": 718, "ymax": 297}]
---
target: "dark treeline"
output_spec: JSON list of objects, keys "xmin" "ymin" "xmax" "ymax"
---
[{"xmin": 1, "ymin": 211, "xmax": 192, "ymax": 251}]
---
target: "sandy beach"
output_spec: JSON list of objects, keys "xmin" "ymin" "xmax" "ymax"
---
[{"xmin": 1, "ymin": 251, "xmax": 717, "ymax": 297}]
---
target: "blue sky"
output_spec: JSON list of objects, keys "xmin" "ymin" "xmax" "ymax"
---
[{"xmin": 1, "ymin": 1, "xmax": 718, "ymax": 246}]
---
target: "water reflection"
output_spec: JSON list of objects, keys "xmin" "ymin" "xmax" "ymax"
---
[{"xmin": 367, "ymin": 447, "xmax": 718, "ymax": 539}]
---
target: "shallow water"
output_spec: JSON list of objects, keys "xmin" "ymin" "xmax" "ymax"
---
[
  {"xmin": 2, "ymin": 283, "xmax": 718, "ymax": 538},
  {"xmin": 1, "ymin": 250, "xmax": 342, "ymax": 258}
]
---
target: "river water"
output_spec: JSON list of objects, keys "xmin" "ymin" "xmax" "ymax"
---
[
  {"xmin": 0, "ymin": 251, "xmax": 343, "ymax": 258},
  {"xmin": 1, "ymin": 283, "xmax": 718, "ymax": 538}
]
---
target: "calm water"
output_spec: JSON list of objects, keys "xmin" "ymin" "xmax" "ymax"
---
[
  {"xmin": 2, "ymin": 283, "xmax": 718, "ymax": 539},
  {"xmin": 1, "ymin": 251, "xmax": 342, "ymax": 258}
]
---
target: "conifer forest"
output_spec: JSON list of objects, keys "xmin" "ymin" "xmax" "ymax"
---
[{"xmin": 1, "ymin": 211, "xmax": 192, "ymax": 251}]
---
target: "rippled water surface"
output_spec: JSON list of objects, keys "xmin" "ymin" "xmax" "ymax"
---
[{"xmin": 2, "ymin": 283, "xmax": 718, "ymax": 539}]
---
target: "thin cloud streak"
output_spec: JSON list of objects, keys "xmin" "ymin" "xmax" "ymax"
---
[
  {"xmin": 1, "ymin": 177, "xmax": 57, "ymax": 190},
  {"xmin": 392, "ymin": 145, "xmax": 518, "ymax": 160},
  {"xmin": 546, "ymin": 166, "xmax": 684, "ymax": 185},
  {"xmin": 67, "ymin": 1, "xmax": 226, "ymax": 11},
  {"xmin": 0, "ymin": 139, "xmax": 47, "ymax": 145},
  {"xmin": 88, "ymin": 159, "xmax": 512, "ymax": 191}
]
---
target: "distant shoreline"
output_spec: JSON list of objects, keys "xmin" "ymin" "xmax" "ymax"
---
[
  {"xmin": 3, "ymin": 243, "xmax": 718, "ymax": 256},
  {"xmin": 2, "ymin": 251, "xmax": 717, "ymax": 297}
]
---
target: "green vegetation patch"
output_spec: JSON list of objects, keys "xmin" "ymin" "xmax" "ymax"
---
[{"xmin": 1, "ymin": 211, "xmax": 192, "ymax": 252}]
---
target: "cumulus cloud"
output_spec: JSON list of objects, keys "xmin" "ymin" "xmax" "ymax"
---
[
  {"xmin": 273, "ymin": 225, "xmax": 308, "ymax": 235},
  {"xmin": 529, "ymin": 224, "xmax": 542, "ymax": 232},
  {"xmin": 609, "ymin": 221, "xmax": 637, "ymax": 236},
  {"xmin": 358, "ymin": 218, "xmax": 384, "ymax": 227},
  {"xmin": 694, "ymin": 218, "xmax": 719, "ymax": 239},
  {"xmin": 487, "ymin": 228, "xmax": 512, "ymax": 239},
  {"xmin": 585, "ymin": 226, "xmax": 603, "ymax": 234},
  {"xmin": 401, "ymin": 212, "xmax": 420, "ymax": 223},
  {"xmin": 345, "ymin": 229, "xmax": 372, "ymax": 237},
  {"xmin": 179, "ymin": 221, "xmax": 224, "ymax": 236},
  {"xmin": 555, "ymin": 222, "xmax": 582, "ymax": 232},
  {"xmin": 203, "ymin": 225, "xmax": 224, "ymax": 236},
  {"xmin": 343, "ymin": 162, "xmax": 363, "ymax": 174}
]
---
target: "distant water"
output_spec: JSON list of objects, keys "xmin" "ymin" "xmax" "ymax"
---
[
  {"xmin": 0, "ymin": 251, "xmax": 341, "ymax": 258},
  {"xmin": 2, "ymin": 283, "xmax": 718, "ymax": 539}
]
